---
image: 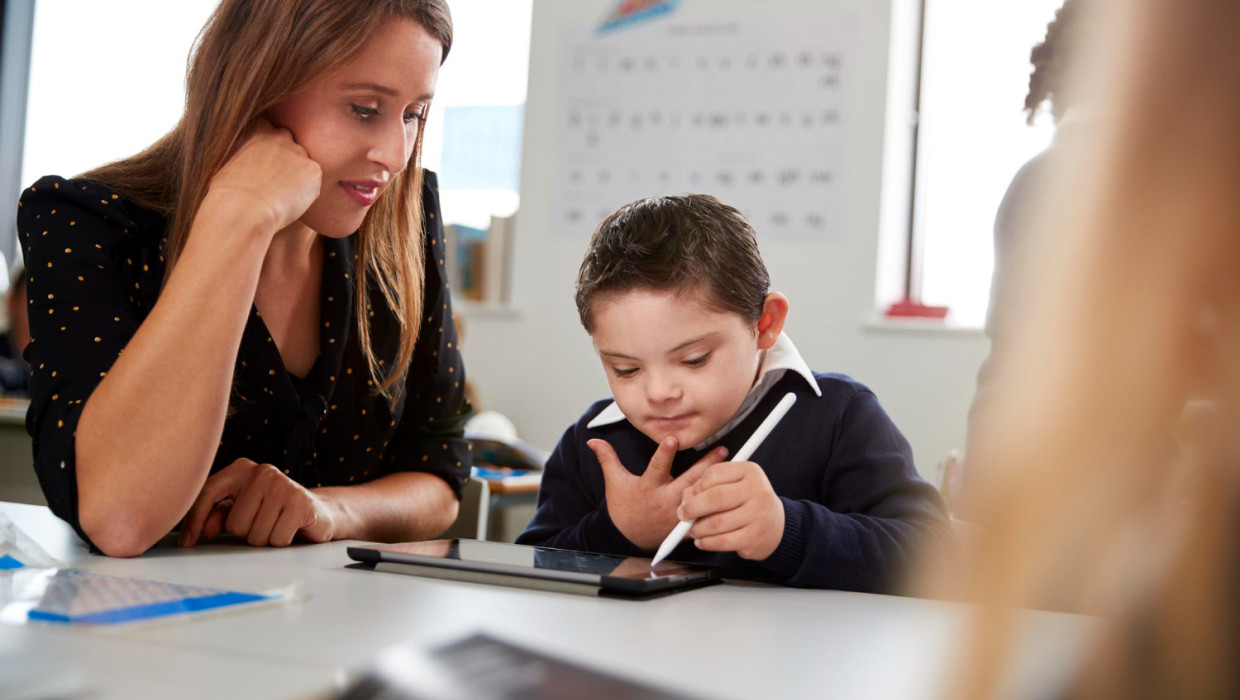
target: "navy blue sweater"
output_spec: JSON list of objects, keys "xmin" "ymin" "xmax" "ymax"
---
[{"xmin": 517, "ymin": 372, "xmax": 951, "ymax": 592}]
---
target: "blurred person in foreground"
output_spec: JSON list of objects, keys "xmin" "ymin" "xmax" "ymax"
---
[{"xmin": 931, "ymin": 0, "xmax": 1240, "ymax": 697}]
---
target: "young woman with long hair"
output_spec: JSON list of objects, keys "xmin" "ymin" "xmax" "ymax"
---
[{"xmin": 16, "ymin": 0, "xmax": 471, "ymax": 557}]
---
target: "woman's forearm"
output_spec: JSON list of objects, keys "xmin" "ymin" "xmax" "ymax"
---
[
  {"xmin": 76, "ymin": 196, "xmax": 273, "ymax": 556},
  {"xmin": 317, "ymin": 471, "xmax": 460, "ymax": 543}
]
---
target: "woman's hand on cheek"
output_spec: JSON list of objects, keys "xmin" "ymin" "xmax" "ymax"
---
[
  {"xmin": 202, "ymin": 118, "xmax": 322, "ymax": 236},
  {"xmin": 680, "ymin": 461, "xmax": 786, "ymax": 561},
  {"xmin": 179, "ymin": 458, "xmax": 338, "ymax": 548}
]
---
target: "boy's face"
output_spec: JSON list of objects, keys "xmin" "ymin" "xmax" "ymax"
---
[{"xmin": 591, "ymin": 288, "xmax": 764, "ymax": 449}]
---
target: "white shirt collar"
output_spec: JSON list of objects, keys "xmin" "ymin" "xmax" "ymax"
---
[{"xmin": 585, "ymin": 333, "xmax": 821, "ymax": 449}]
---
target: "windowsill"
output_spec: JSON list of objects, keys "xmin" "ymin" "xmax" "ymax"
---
[{"xmin": 861, "ymin": 313, "xmax": 986, "ymax": 337}]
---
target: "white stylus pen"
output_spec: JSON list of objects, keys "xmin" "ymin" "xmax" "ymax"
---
[{"xmin": 650, "ymin": 391, "xmax": 798, "ymax": 567}]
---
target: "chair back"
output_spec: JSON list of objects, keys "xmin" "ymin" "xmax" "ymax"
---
[{"xmin": 440, "ymin": 477, "xmax": 490, "ymax": 541}]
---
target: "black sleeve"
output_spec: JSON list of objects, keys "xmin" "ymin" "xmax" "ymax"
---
[
  {"xmin": 17, "ymin": 177, "xmax": 154, "ymax": 545},
  {"xmin": 379, "ymin": 172, "xmax": 472, "ymax": 498},
  {"xmin": 515, "ymin": 421, "xmax": 648, "ymax": 557},
  {"xmin": 758, "ymin": 390, "xmax": 953, "ymax": 592}
]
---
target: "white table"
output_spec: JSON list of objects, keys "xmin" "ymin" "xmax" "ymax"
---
[{"xmin": 0, "ymin": 502, "xmax": 1095, "ymax": 699}]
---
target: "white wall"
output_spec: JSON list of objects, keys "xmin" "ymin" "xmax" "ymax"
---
[{"xmin": 459, "ymin": 0, "xmax": 991, "ymax": 480}]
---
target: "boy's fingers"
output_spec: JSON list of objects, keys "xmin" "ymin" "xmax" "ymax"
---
[
  {"xmin": 587, "ymin": 439, "xmax": 627, "ymax": 486},
  {"xmin": 643, "ymin": 436, "xmax": 680, "ymax": 482},
  {"xmin": 676, "ymin": 462, "xmax": 711, "ymax": 491},
  {"xmin": 680, "ymin": 481, "xmax": 749, "ymax": 522},
  {"xmin": 675, "ymin": 446, "xmax": 729, "ymax": 488},
  {"xmin": 689, "ymin": 508, "xmax": 747, "ymax": 540},
  {"xmin": 693, "ymin": 529, "xmax": 746, "ymax": 553},
  {"xmin": 690, "ymin": 460, "xmax": 751, "ymax": 493}
]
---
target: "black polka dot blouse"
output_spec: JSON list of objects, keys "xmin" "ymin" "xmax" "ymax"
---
[{"xmin": 17, "ymin": 170, "xmax": 473, "ymax": 547}]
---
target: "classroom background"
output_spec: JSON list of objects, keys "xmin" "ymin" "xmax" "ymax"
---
[
  {"xmin": 0, "ymin": 1, "xmax": 1135, "ymax": 698},
  {"xmin": 0, "ymin": 0, "xmax": 1064, "ymax": 527}
]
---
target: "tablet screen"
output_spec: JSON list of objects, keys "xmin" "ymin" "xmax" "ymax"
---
[{"xmin": 363, "ymin": 540, "xmax": 708, "ymax": 581}]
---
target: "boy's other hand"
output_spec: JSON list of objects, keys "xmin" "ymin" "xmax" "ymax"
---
[
  {"xmin": 588, "ymin": 437, "xmax": 728, "ymax": 551},
  {"xmin": 678, "ymin": 461, "xmax": 785, "ymax": 561}
]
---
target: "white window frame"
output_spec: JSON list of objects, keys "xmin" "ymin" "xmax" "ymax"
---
[{"xmin": 886, "ymin": 0, "xmax": 1062, "ymax": 329}]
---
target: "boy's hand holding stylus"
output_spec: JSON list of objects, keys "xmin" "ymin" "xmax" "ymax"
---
[
  {"xmin": 677, "ymin": 461, "xmax": 785, "ymax": 561},
  {"xmin": 587, "ymin": 437, "xmax": 728, "ymax": 551}
]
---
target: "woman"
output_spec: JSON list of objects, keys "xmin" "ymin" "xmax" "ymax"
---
[
  {"xmin": 960, "ymin": 0, "xmax": 1091, "ymax": 522},
  {"xmin": 16, "ymin": 0, "xmax": 471, "ymax": 557},
  {"xmin": 942, "ymin": 0, "xmax": 1240, "ymax": 696}
]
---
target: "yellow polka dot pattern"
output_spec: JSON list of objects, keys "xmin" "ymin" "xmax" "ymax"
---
[{"xmin": 16, "ymin": 172, "xmax": 474, "ymax": 516}]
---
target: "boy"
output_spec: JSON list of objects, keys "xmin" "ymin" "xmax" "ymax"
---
[{"xmin": 517, "ymin": 195, "xmax": 950, "ymax": 592}]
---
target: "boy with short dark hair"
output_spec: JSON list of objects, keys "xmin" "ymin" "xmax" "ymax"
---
[{"xmin": 517, "ymin": 194, "xmax": 950, "ymax": 592}]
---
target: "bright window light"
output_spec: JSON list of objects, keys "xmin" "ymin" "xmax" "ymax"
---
[
  {"xmin": 421, "ymin": 0, "xmax": 532, "ymax": 230},
  {"xmin": 914, "ymin": 0, "xmax": 1064, "ymax": 327},
  {"xmin": 21, "ymin": 0, "xmax": 532, "ymax": 232},
  {"xmin": 22, "ymin": 0, "xmax": 217, "ymax": 188}
]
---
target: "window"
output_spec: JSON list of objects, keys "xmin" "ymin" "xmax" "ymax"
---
[
  {"xmin": 422, "ymin": 0, "xmax": 532, "ymax": 230},
  {"xmin": 0, "ymin": 0, "xmax": 35, "ymax": 283},
  {"xmin": 19, "ymin": 0, "xmax": 532, "ymax": 233},
  {"xmin": 21, "ymin": 1, "xmax": 219, "ymax": 189},
  {"xmin": 907, "ymin": 0, "xmax": 1064, "ymax": 327}
]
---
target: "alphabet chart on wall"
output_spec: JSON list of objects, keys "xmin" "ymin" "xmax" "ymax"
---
[{"xmin": 554, "ymin": 4, "xmax": 855, "ymax": 239}]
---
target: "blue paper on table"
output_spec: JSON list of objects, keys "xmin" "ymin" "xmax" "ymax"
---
[
  {"xmin": 472, "ymin": 467, "xmax": 535, "ymax": 480},
  {"xmin": 0, "ymin": 557, "xmax": 277, "ymax": 626}
]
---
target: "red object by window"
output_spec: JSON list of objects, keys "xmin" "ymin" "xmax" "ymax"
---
[{"xmin": 884, "ymin": 298, "xmax": 950, "ymax": 320}]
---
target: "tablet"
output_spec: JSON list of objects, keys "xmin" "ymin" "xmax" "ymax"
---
[{"xmin": 346, "ymin": 539, "xmax": 722, "ymax": 598}]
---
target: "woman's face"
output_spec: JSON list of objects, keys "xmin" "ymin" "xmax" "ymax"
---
[{"xmin": 267, "ymin": 18, "xmax": 442, "ymax": 238}]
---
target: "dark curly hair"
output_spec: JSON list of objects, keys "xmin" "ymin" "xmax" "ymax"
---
[
  {"xmin": 1025, "ymin": 0, "xmax": 1082, "ymax": 125},
  {"xmin": 575, "ymin": 194, "xmax": 770, "ymax": 334}
]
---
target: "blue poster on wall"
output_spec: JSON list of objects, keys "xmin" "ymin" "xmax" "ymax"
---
[{"xmin": 598, "ymin": 0, "xmax": 680, "ymax": 33}]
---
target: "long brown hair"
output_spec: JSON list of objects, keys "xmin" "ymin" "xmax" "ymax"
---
[
  {"xmin": 944, "ymin": 0, "xmax": 1240, "ymax": 696},
  {"xmin": 83, "ymin": 0, "xmax": 453, "ymax": 403}
]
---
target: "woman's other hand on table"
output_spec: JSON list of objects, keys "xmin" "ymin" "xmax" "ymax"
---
[{"xmin": 179, "ymin": 458, "xmax": 339, "ymax": 547}]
